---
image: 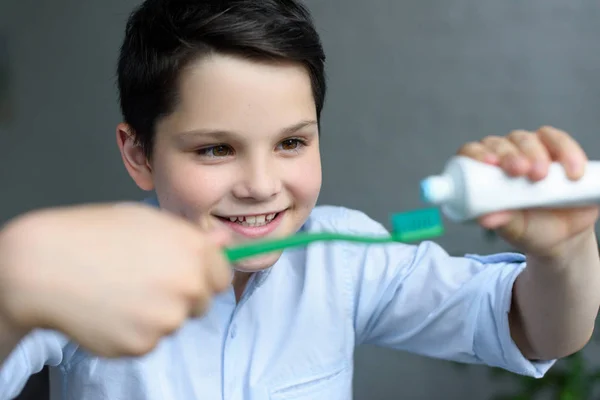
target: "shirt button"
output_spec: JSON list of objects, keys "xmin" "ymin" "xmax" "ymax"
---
[{"xmin": 230, "ymin": 324, "xmax": 237, "ymax": 339}]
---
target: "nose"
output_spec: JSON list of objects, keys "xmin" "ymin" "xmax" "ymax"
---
[{"xmin": 232, "ymin": 157, "xmax": 281, "ymax": 201}]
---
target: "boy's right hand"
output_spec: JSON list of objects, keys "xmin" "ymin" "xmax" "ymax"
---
[{"xmin": 0, "ymin": 203, "xmax": 232, "ymax": 358}]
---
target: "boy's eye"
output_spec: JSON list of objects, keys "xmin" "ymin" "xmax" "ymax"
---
[
  {"xmin": 279, "ymin": 138, "xmax": 305, "ymax": 151},
  {"xmin": 197, "ymin": 145, "xmax": 233, "ymax": 158},
  {"xmin": 211, "ymin": 145, "xmax": 232, "ymax": 157}
]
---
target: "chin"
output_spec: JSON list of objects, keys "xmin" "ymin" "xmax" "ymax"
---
[{"xmin": 230, "ymin": 251, "xmax": 283, "ymax": 272}]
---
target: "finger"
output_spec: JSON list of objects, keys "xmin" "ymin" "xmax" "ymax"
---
[
  {"xmin": 184, "ymin": 265, "xmax": 215, "ymax": 318},
  {"xmin": 506, "ymin": 130, "xmax": 551, "ymax": 181},
  {"xmin": 204, "ymin": 243, "xmax": 233, "ymax": 293},
  {"xmin": 536, "ymin": 126, "xmax": 587, "ymax": 180},
  {"xmin": 208, "ymin": 227, "xmax": 232, "ymax": 248},
  {"xmin": 480, "ymin": 136, "xmax": 529, "ymax": 176},
  {"xmin": 456, "ymin": 141, "xmax": 500, "ymax": 165},
  {"xmin": 149, "ymin": 297, "xmax": 188, "ymax": 335},
  {"xmin": 478, "ymin": 211, "xmax": 515, "ymax": 230}
]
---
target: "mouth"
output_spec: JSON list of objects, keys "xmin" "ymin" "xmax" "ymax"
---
[
  {"xmin": 214, "ymin": 210, "xmax": 286, "ymax": 239},
  {"xmin": 221, "ymin": 212, "xmax": 279, "ymax": 227}
]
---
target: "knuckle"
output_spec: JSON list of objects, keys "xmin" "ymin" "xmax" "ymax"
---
[
  {"xmin": 481, "ymin": 135, "xmax": 502, "ymax": 145},
  {"xmin": 482, "ymin": 137, "xmax": 513, "ymax": 154},
  {"xmin": 125, "ymin": 333, "xmax": 159, "ymax": 357},
  {"xmin": 457, "ymin": 141, "xmax": 481, "ymax": 155},
  {"xmin": 510, "ymin": 131, "xmax": 543, "ymax": 152},
  {"xmin": 537, "ymin": 125, "xmax": 555, "ymax": 133},
  {"xmin": 507, "ymin": 130, "xmax": 531, "ymax": 141},
  {"xmin": 537, "ymin": 125, "xmax": 570, "ymax": 142},
  {"xmin": 145, "ymin": 298, "xmax": 188, "ymax": 333},
  {"xmin": 161, "ymin": 306, "xmax": 187, "ymax": 333}
]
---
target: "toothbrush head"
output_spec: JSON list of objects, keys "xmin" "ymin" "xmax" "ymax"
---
[{"xmin": 390, "ymin": 207, "xmax": 445, "ymax": 242}]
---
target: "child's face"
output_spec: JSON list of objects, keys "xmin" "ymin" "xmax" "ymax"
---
[{"xmin": 120, "ymin": 54, "xmax": 322, "ymax": 271}]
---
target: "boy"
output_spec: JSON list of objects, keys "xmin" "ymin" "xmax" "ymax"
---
[{"xmin": 1, "ymin": 0, "xmax": 599, "ymax": 398}]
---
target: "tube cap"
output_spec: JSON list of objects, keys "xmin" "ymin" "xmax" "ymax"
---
[{"xmin": 420, "ymin": 175, "xmax": 454, "ymax": 204}]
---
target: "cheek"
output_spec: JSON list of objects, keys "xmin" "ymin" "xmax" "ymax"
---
[
  {"xmin": 285, "ymin": 150, "xmax": 322, "ymax": 203},
  {"xmin": 154, "ymin": 158, "xmax": 232, "ymax": 214}
]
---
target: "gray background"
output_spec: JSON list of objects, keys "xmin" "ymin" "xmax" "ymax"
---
[{"xmin": 1, "ymin": 0, "xmax": 599, "ymax": 399}]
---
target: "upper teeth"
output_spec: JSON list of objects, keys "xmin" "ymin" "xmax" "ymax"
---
[{"xmin": 228, "ymin": 213, "xmax": 276, "ymax": 226}]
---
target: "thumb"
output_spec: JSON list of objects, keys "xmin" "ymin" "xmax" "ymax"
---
[{"xmin": 205, "ymin": 227, "xmax": 234, "ymax": 290}]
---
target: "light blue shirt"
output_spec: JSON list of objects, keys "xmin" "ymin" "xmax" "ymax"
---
[{"xmin": 0, "ymin": 199, "xmax": 555, "ymax": 400}]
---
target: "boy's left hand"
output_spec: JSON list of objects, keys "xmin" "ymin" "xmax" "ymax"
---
[{"xmin": 457, "ymin": 125, "xmax": 599, "ymax": 259}]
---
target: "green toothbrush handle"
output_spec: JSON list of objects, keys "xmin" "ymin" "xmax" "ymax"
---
[
  {"xmin": 223, "ymin": 207, "xmax": 445, "ymax": 263},
  {"xmin": 224, "ymin": 232, "xmax": 395, "ymax": 263}
]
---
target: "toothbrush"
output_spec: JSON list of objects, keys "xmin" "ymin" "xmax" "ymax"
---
[{"xmin": 224, "ymin": 207, "xmax": 444, "ymax": 263}]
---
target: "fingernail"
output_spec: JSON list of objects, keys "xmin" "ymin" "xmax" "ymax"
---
[
  {"xmin": 533, "ymin": 161, "xmax": 547, "ymax": 176},
  {"xmin": 502, "ymin": 155, "xmax": 524, "ymax": 172},
  {"xmin": 568, "ymin": 159, "xmax": 583, "ymax": 178},
  {"xmin": 517, "ymin": 156, "xmax": 530, "ymax": 168},
  {"xmin": 484, "ymin": 153, "xmax": 499, "ymax": 164}
]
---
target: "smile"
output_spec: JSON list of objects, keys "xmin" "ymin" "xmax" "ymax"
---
[
  {"xmin": 214, "ymin": 210, "xmax": 286, "ymax": 239},
  {"xmin": 225, "ymin": 213, "xmax": 278, "ymax": 227}
]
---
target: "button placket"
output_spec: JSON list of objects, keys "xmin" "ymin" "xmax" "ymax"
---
[{"xmin": 222, "ymin": 273, "xmax": 260, "ymax": 400}]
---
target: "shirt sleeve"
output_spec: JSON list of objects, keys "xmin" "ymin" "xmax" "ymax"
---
[
  {"xmin": 0, "ymin": 329, "xmax": 69, "ymax": 400},
  {"xmin": 340, "ymin": 209, "xmax": 556, "ymax": 378}
]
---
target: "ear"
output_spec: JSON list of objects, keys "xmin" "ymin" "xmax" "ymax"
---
[{"xmin": 116, "ymin": 123, "xmax": 154, "ymax": 191}]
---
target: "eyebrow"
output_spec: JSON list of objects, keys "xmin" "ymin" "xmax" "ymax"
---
[{"xmin": 175, "ymin": 120, "xmax": 318, "ymax": 141}]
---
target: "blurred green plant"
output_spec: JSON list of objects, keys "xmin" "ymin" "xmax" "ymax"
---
[{"xmin": 489, "ymin": 352, "xmax": 600, "ymax": 400}]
